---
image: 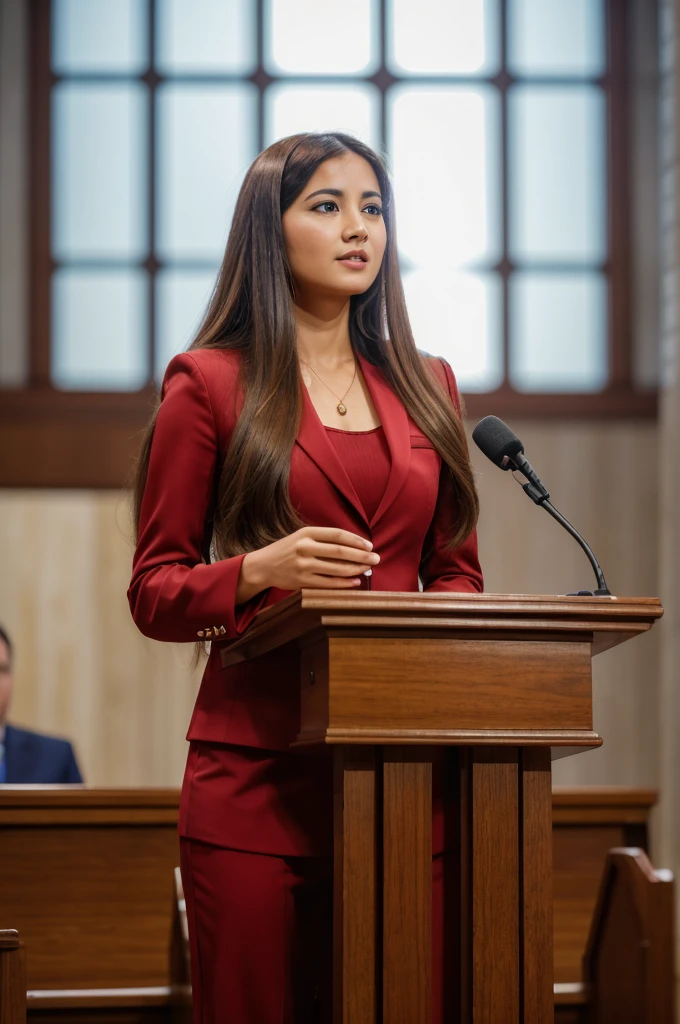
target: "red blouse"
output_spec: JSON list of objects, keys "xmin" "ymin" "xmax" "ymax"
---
[
  {"xmin": 179, "ymin": 424, "xmax": 448, "ymax": 857},
  {"xmin": 324, "ymin": 423, "xmax": 391, "ymax": 522}
]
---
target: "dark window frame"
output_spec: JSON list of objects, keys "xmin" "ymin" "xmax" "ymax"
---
[{"xmin": 0, "ymin": 0, "xmax": 656, "ymax": 489}]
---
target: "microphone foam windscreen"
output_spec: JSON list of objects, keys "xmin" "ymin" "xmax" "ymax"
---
[{"xmin": 472, "ymin": 415, "xmax": 524, "ymax": 468}]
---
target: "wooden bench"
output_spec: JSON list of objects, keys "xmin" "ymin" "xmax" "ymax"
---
[
  {"xmin": 584, "ymin": 847, "xmax": 675, "ymax": 1023},
  {"xmin": 0, "ymin": 786, "xmax": 179, "ymax": 1020},
  {"xmin": 553, "ymin": 787, "xmax": 658, "ymax": 1021}
]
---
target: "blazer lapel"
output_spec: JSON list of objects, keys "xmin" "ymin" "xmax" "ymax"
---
[
  {"xmin": 296, "ymin": 377, "xmax": 369, "ymax": 526},
  {"xmin": 357, "ymin": 352, "xmax": 411, "ymax": 529},
  {"xmin": 294, "ymin": 349, "xmax": 411, "ymax": 530}
]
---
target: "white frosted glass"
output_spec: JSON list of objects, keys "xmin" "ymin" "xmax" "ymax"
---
[
  {"xmin": 52, "ymin": 83, "xmax": 148, "ymax": 260},
  {"xmin": 403, "ymin": 269, "xmax": 502, "ymax": 392},
  {"xmin": 508, "ymin": 86, "xmax": 606, "ymax": 262},
  {"xmin": 265, "ymin": 84, "xmax": 380, "ymax": 148},
  {"xmin": 156, "ymin": 0, "xmax": 256, "ymax": 73},
  {"xmin": 388, "ymin": 86, "xmax": 501, "ymax": 269},
  {"xmin": 509, "ymin": 272, "xmax": 607, "ymax": 392},
  {"xmin": 52, "ymin": 269, "xmax": 148, "ymax": 390},
  {"xmin": 508, "ymin": 0, "xmax": 605, "ymax": 76},
  {"xmin": 155, "ymin": 269, "xmax": 219, "ymax": 382},
  {"xmin": 265, "ymin": 0, "xmax": 377, "ymax": 75},
  {"xmin": 388, "ymin": 0, "xmax": 499, "ymax": 76},
  {"xmin": 52, "ymin": 0, "xmax": 147, "ymax": 73},
  {"xmin": 156, "ymin": 84, "xmax": 257, "ymax": 261}
]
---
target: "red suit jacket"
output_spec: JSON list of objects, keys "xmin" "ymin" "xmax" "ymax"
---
[{"xmin": 128, "ymin": 346, "xmax": 483, "ymax": 756}]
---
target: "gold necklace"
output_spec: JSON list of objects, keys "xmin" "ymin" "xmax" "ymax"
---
[{"xmin": 299, "ymin": 356, "xmax": 357, "ymax": 416}]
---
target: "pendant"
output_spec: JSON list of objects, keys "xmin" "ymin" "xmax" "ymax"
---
[{"xmin": 337, "ymin": 403, "xmax": 347, "ymax": 415}]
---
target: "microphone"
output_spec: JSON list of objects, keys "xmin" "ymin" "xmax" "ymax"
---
[{"xmin": 472, "ymin": 416, "xmax": 612, "ymax": 597}]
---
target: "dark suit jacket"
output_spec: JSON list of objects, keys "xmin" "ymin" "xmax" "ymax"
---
[
  {"xmin": 3, "ymin": 723, "xmax": 83, "ymax": 784},
  {"xmin": 129, "ymin": 346, "xmax": 483, "ymax": 761}
]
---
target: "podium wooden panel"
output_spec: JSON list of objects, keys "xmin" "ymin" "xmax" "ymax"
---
[{"xmin": 222, "ymin": 591, "xmax": 662, "ymax": 1024}]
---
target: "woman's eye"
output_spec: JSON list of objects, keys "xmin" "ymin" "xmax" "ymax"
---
[{"xmin": 313, "ymin": 201, "xmax": 383, "ymax": 216}]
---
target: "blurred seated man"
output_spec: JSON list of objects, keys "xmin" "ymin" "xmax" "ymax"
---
[{"xmin": 0, "ymin": 623, "xmax": 83, "ymax": 784}]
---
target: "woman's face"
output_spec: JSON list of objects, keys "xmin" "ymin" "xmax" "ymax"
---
[{"xmin": 281, "ymin": 151, "xmax": 387, "ymax": 304}]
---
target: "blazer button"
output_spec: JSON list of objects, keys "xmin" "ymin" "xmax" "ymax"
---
[
  {"xmin": 205, "ymin": 628, "xmax": 213, "ymax": 638},
  {"xmin": 197, "ymin": 631, "xmax": 204, "ymax": 638},
  {"xmin": 219, "ymin": 626, "xmax": 226, "ymax": 635}
]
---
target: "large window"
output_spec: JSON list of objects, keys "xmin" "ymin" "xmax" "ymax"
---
[{"xmin": 0, "ymin": 0, "xmax": 655, "ymax": 488}]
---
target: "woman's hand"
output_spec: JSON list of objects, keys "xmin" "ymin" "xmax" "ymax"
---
[{"xmin": 236, "ymin": 526, "xmax": 380, "ymax": 603}]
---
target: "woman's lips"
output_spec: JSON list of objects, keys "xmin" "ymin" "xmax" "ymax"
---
[{"xmin": 336, "ymin": 258, "xmax": 368, "ymax": 270}]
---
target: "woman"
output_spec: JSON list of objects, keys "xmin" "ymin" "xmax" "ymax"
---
[{"xmin": 129, "ymin": 130, "xmax": 483, "ymax": 1023}]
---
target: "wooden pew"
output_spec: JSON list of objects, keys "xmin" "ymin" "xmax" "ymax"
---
[
  {"xmin": 0, "ymin": 786, "xmax": 179, "ymax": 1020},
  {"xmin": 552, "ymin": 787, "xmax": 657, "ymax": 1021},
  {"xmin": 583, "ymin": 848, "xmax": 675, "ymax": 1024},
  {"xmin": 0, "ymin": 931, "xmax": 26, "ymax": 1024}
]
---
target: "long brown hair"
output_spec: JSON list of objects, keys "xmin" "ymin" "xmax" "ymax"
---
[{"xmin": 132, "ymin": 131, "xmax": 478, "ymax": 559}]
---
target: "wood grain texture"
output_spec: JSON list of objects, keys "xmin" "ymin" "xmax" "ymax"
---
[
  {"xmin": 334, "ymin": 748, "xmax": 377, "ymax": 1024},
  {"xmin": 329, "ymin": 638, "xmax": 592, "ymax": 732},
  {"xmin": 382, "ymin": 749, "xmax": 432, "ymax": 1024},
  {"xmin": 471, "ymin": 750, "xmax": 520, "ymax": 1024},
  {"xmin": 0, "ymin": 932, "xmax": 26, "ymax": 1024},
  {"xmin": 521, "ymin": 748, "xmax": 553, "ymax": 1024}
]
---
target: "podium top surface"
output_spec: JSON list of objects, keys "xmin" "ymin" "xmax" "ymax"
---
[{"xmin": 221, "ymin": 591, "xmax": 662, "ymax": 667}]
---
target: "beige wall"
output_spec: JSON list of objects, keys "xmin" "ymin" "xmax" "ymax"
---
[
  {"xmin": 0, "ymin": 490, "xmax": 201, "ymax": 787},
  {"xmin": 0, "ymin": 418, "xmax": 659, "ymax": 789}
]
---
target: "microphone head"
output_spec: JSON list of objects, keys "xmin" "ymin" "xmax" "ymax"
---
[{"xmin": 472, "ymin": 415, "xmax": 524, "ymax": 469}]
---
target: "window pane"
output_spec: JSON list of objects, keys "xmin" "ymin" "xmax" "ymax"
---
[
  {"xmin": 265, "ymin": 0, "xmax": 378, "ymax": 75},
  {"xmin": 508, "ymin": 85, "xmax": 606, "ymax": 262},
  {"xmin": 52, "ymin": 0, "xmax": 147, "ymax": 73},
  {"xmin": 509, "ymin": 272, "xmax": 607, "ymax": 392},
  {"xmin": 156, "ymin": 84, "xmax": 257, "ymax": 261},
  {"xmin": 403, "ymin": 269, "xmax": 502, "ymax": 392},
  {"xmin": 52, "ymin": 83, "xmax": 148, "ymax": 260},
  {"xmin": 52, "ymin": 269, "xmax": 148, "ymax": 390},
  {"xmin": 388, "ymin": 0, "xmax": 499, "ymax": 76},
  {"xmin": 508, "ymin": 0, "xmax": 605, "ymax": 77},
  {"xmin": 156, "ymin": 0, "xmax": 256, "ymax": 74},
  {"xmin": 155, "ymin": 269, "xmax": 218, "ymax": 382},
  {"xmin": 265, "ymin": 84, "xmax": 380, "ymax": 148},
  {"xmin": 388, "ymin": 85, "xmax": 501, "ymax": 268}
]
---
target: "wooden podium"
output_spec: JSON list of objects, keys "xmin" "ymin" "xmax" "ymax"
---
[{"xmin": 221, "ymin": 592, "xmax": 662, "ymax": 1024}]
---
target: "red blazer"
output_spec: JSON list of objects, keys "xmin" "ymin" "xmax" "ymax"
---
[{"xmin": 128, "ymin": 346, "xmax": 483, "ymax": 753}]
